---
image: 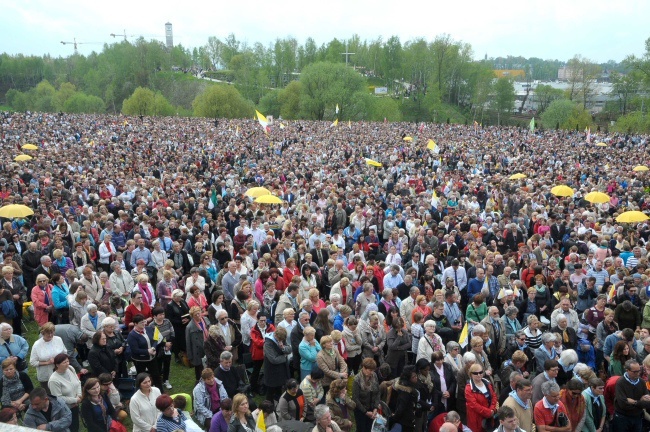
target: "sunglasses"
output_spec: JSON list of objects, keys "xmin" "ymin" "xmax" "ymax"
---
[{"xmin": 471, "ymin": 371, "xmax": 484, "ymax": 375}]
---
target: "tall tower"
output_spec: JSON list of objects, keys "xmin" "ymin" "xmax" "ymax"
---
[{"xmin": 165, "ymin": 22, "xmax": 173, "ymax": 49}]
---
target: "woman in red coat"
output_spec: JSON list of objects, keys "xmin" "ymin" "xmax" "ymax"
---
[
  {"xmin": 465, "ymin": 363, "xmax": 498, "ymax": 432},
  {"xmin": 249, "ymin": 312, "xmax": 275, "ymax": 393},
  {"xmin": 30, "ymin": 276, "xmax": 53, "ymax": 326}
]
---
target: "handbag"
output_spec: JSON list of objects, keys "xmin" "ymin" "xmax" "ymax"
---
[{"xmin": 3, "ymin": 343, "xmax": 28, "ymax": 371}]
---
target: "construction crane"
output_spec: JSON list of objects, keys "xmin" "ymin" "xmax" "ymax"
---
[
  {"xmin": 110, "ymin": 30, "xmax": 162, "ymax": 42},
  {"xmin": 60, "ymin": 38, "xmax": 101, "ymax": 55}
]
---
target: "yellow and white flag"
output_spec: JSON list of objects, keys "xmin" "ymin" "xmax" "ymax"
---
[
  {"xmin": 427, "ymin": 139, "xmax": 439, "ymax": 154},
  {"xmin": 458, "ymin": 322, "xmax": 469, "ymax": 348},
  {"xmin": 331, "ymin": 119, "xmax": 339, "ymax": 127},
  {"xmin": 255, "ymin": 412, "xmax": 266, "ymax": 432},
  {"xmin": 335, "ymin": 104, "xmax": 339, "ymax": 114},
  {"xmin": 255, "ymin": 110, "xmax": 270, "ymax": 134}
]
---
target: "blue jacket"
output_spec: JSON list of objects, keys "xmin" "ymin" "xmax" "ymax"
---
[
  {"xmin": 333, "ymin": 315, "xmax": 345, "ymax": 331},
  {"xmin": 603, "ymin": 333, "xmax": 622, "ymax": 358},
  {"xmin": 52, "ymin": 284, "xmax": 70, "ymax": 310},
  {"xmin": 0, "ymin": 335, "xmax": 29, "ymax": 364},
  {"xmin": 126, "ymin": 327, "xmax": 158, "ymax": 361},
  {"xmin": 467, "ymin": 278, "xmax": 484, "ymax": 300}
]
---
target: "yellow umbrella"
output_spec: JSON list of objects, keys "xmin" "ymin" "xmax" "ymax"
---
[
  {"xmin": 21, "ymin": 144, "xmax": 38, "ymax": 150},
  {"xmin": 550, "ymin": 185, "xmax": 575, "ymax": 197},
  {"xmin": 254, "ymin": 195, "xmax": 283, "ymax": 204},
  {"xmin": 509, "ymin": 173, "xmax": 527, "ymax": 180},
  {"xmin": 584, "ymin": 191, "xmax": 610, "ymax": 204},
  {"xmin": 0, "ymin": 204, "xmax": 34, "ymax": 219},
  {"xmin": 595, "ymin": 142, "xmax": 607, "ymax": 147},
  {"xmin": 616, "ymin": 211, "xmax": 650, "ymax": 223},
  {"xmin": 14, "ymin": 154, "xmax": 32, "ymax": 162},
  {"xmin": 633, "ymin": 165, "xmax": 649, "ymax": 172},
  {"xmin": 365, "ymin": 158, "xmax": 383, "ymax": 167},
  {"xmin": 244, "ymin": 187, "xmax": 271, "ymax": 198},
  {"xmin": 403, "ymin": 136, "xmax": 413, "ymax": 142}
]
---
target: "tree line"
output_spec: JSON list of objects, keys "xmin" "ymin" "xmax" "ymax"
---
[{"xmin": 0, "ymin": 34, "xmax": 649, "ymax": 131}]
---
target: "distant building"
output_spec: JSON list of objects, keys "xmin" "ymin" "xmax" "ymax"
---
[
  {"xmin": 493, "ymin": 69, "xmax": 525, "ymax": 79},
  {"xmin": 165, "ymin": 22, "xmax": 173, "ymax": 49}
]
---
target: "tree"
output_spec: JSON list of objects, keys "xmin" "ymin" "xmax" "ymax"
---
[
  {"xmin": 63, "ymin": 93, "xmax": 106, "ymax": 113},
  {"xmin": 192, "ymin": 84, "xmax": 254, "ymax": 118},
  {"xmin": 298, "ymin": 62, "xmax": 367, "ymax": 120},
  {"xmin": 564, "ymin": 55, "xmax": 601, "ymax": 109},
  {"xmin": 611, "ymin": 70, "xmax": 642, "ymax": 114},
  {"xmin": 534, "ymin": 84, "xmax": 565, "ymax": 114},
  {"xmin": 541, "ymin": 99, "xmax": 591, "ymax": 130},
  {"xmin": 122, "ymin": 87, "xmax": 174, "ymax": 116},
  {"xmin": 278, "ymin": 81, "xmax": 302, "ymax": 119},
  {"xmin": 492, "ymin": 77, "xmax": 515, "ymax": 123},
  {"xmin": 369, "ymin": 97, "xmax": 402, "ymax": 122}
]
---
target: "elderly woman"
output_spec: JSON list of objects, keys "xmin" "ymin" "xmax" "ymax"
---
[
  {"xmin": 0, "ymin": 266, "xmax": 25, "ymax": 336},
  {"xmin": 465, "ymin": 363, "xmax": 498, "ymax": 432},
  {"xmin": 134, "ymin": 274, "xmax": 156, "ymax": 308},
  {"xmin": 156, "ymin": 270, "xmax": 177, "ymax": 310},
  {"xmin": 522, "ymin": 314, "xmax": 544, "ymax": 349},
  {"xmin": 108, "ymin": 261, "xmax": 134, "ymax": 300},
  {"xmin": 69, "ymin": 290, "xmax": 89, "ymax": 327},
  {"xmin": 317, "ymin": 335, "xmax": 348, "ymax": 395},
  {"xmin": 52, "ymin": 249, "xmax": 75, "ymax": 274},
  {"xmin": 48, "ymin": 353, "xmax": 82, "ymax": 432},
  {"xmin": 456, "ymin": 352, "xmax": 477, "ymax": 423},
  {"xmin": 355, "ymin": 282, "xmax": 377, "ymax": 318},
  {"xmin": 186, "ymin": 306, "xmax": 210, "ymax": 382},
  {"xmin": 0, "ymin": 358, "xmax": 33, "ymax": 415},
  {"xmin": 416, "ymin": 320, "xmax": 445, "ymax": 362},
  {"xmin": 299, "ymin": 327, "xmax": 322, "ymax": 380},
  {"xmin": 360, "ymin": 311, "xmax": 386, "ymax": 365},
  {"xmin": 502, "ymin": 305, "xmax": 522, "ymax": 345},
  {"xmin": 0, "ymin": 323, "xmax": 29, "ymax": 370},
  {"xmin": 326, "ymin": 378, "xmax": 355, "ymax": 432},
  {"xmin": 31, "ymin": 274, "xmax": 54, "ymax": 326},
  {"xmin": 80, "ymin": 303, "xmax": 106, "ymax": 349},
  {"xmin": 87, "ymin": 330, "xmax": 117, "ymax": 378},
  {"xmin": 149, "ymin": 307, "xmax": 174, "ymax": 389},
  {"xmin": 79, "ymin": 265, "xmax": 105, "ymax": 303},
  {"xmin": 443, "ymin": 341, "xmax": 465, "ymax": 374},
  {"xmin": 102, "ymin": 317, "xmax": 126, "ymax": 377},
  {"xmin": 165, "ymin": 288, "xmax": 190, "ymax": 356},
  {"xmin": 187, "ymin": 285, "xmax": 209, "ymax": 318},
  {"xmin": 313, "ymin": 404, "xmax": 343, "ymax": 432},
  {"xmin": 352, "ymin": 357, "xmax": 381, "ymax": 432},
  {"xmin": 29, "ymin": 322, "xmax": 67, "ymax": 387},
  {"xmin": 386, "ymin": 316, "xmax": 411, "ymax": 378}
]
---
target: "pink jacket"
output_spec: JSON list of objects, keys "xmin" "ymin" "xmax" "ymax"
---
[{"xmin": 31, "ymin": 284, "xmax": 53, "ymax": 326}]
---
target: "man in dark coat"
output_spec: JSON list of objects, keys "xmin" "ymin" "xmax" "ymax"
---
[{"xmin": 263, "ymin": 327, "xmax": 292, "ymax": 402}]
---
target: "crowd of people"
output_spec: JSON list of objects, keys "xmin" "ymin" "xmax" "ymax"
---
[{"xmin": 0, "ymin": 110, "xmax": 649, "ymax": 432}]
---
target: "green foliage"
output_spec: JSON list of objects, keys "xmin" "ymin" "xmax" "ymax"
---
[
  {"xmin": 492, "ymin": 77, "xmax": 516, "ymax": 121},
  {"xmin": 192, "ymin": 84, "xmax": 254, "ymax": 118},
  {"xmin": 534, "ymin": 84, "xmax": 565, "ymax": 114},
  {"xmin": 613, "ymin": 112, "xmax": 650, "ymax": 134},
  {"xmin": 299, "ymin": 62, "xmax": 367, "ymax": 120},
  {"xmin": 258, "ymin": 90, "xmax": 282, "ymax": 118},
  {"xmin": 63, "ymin": 93, "xmax": 105, "ymax": 113},
  {"xmin": 368, "ymin": 97, "xmax": 402, "ymax": 122},
  {"xmin": 122, "ymin": 87, "xmax": 175, "ymax": 116},
  {"xmin": 278, "ymin": 81, "xmax": 302, "ymax": 119},
  {"xmin": 541, "ymin": 99, "xmax": 592, "ymax": 130}
]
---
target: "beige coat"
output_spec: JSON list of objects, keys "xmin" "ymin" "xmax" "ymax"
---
[{"xmin": 316, "ymin": 349, "xmax": 348, "ymax": 387}]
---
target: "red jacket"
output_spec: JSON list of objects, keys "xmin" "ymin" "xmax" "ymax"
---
[
  {"xmin": 465, "ymin": 379, "xmax": 497, "ymax": 432},
  {"xmin": 250, "ymin": 323, "xmax": 275, "ymax": 361},
  {"xmin": 31, "ymin": 283, "xmax": 53, "ymax": 326}
]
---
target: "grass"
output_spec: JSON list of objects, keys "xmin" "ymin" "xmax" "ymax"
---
[{"xmin": 22, "ymin": 320, "xmax": 201, "ymax": 432}]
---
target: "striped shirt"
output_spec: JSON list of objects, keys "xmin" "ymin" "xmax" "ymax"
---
[{"xmin": 156, "ymin": 411, "xmax": 187, "ymax": 432}]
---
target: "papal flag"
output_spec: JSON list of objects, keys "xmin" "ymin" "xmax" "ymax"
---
[
  {"xmin": 152, "ymin": 326, "xmax": 164, "ymax": 343},
  {"xmin": 331, "ymin": 119, "xmax": 339, "ymax": 127},
  {"xmin": 431, "ymin": 189, "xmax": 439, "ymax": 208},
  {"xmin": 255, "ymin": 411, "xmax": 266, "ymax": 432},
  {"xmin": 529, "ymin": 117, "xmax": 535, "ymax": 132},
  {"xmin": 335, "ymin": 104, "xmax": 340, "ymax": 114},
  {"xmin": 458, "ymin": 322, "xmax": 469, "ymax": 348},
  {"xmin": 235, "ymin": 126, "xmax": 240, "ymax": 137},
  {"xmin": 255, "ymin": 110, "xmax": 270, "ymax": 134},
  {"xmin": 427, "ymin": 139, "xmax": 439, "ymax": 154}
]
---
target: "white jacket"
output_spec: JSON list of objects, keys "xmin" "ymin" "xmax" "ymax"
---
[
  {"xmin": 29, "ymin": 336, "xmax": 67, "ymax": 382},
  {"xmin": 131, "ymin": 387, "xmax": 162, "ymax": 432}
]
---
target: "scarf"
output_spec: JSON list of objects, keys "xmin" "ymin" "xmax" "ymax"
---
[
  {"xmin": 0, "ymin": 373, "xmax": 23, "ymax": 406},
  {"xmin": 139, "ymin": 282, "xmax": 152, "ymax": 305},
  {"xmin": 357, "ymin": 372, "xmax": 378, "ymax": 393},
  {"xmin": 195, "ymin": 318, "xmax": 209, "ymax": 341},
  {"xmin": 89, "ymin": 313, "xmax": 99, "ymax": 329},
  {"xmin": 418, "ymin": 371, "xmax": 433, "ymax": 392},
  {"xmin": 560, "ymin": 388, "xmax": 585, "ymax": 431},
  {"xmin": 508, "ymin": 389, "xmax": 530, "ymax": 409},
  {"xmin": 624, "ymin": 372, "xmax": 640, "ymax": 385}
]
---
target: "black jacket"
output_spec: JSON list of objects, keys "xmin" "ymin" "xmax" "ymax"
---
[
  {"xmin": 87, "ymin": 343, "xmax": 117, "ymax": 376},
  {"xmin": 80, "ymin": 394, "xmax": 115, "ymax": 432}
]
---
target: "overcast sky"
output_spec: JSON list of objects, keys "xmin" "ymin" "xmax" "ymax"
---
[{"xmin": 2, "ymin": 0, "xmax": 648, "ymax": 64}]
